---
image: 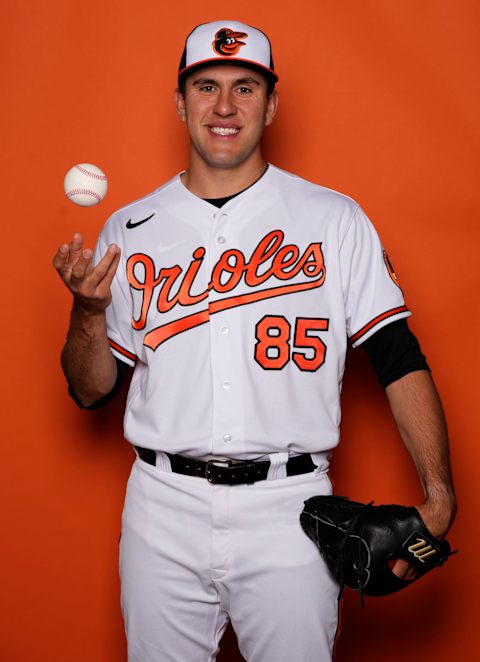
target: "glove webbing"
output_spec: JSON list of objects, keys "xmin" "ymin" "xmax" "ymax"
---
[{"xmin": 321, "ymin": 501, "xmax": 373, "ymax": 607}]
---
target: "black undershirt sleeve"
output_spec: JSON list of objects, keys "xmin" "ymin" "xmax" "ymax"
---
[
  {"xmin": 68, "ymin": 357, "xmax": 131, "ymax": 409},
  {"xmin": 361, "ymin": 319, "xmax": 430, "ymax": 388}
]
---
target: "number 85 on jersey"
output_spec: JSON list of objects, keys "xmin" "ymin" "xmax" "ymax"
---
[{"xmin": 254, "ymin": 315, "xmax": 329, "ymax": 372}]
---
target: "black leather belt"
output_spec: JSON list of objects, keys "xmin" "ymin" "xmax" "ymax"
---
[{"xmin": 135, "ymin": 446, "xmax": 316, "ymax": 485}]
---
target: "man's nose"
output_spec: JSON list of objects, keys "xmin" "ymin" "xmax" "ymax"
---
[{"xmin": 213, "ymin": 89, "xmax": 236, "ymax": 115}]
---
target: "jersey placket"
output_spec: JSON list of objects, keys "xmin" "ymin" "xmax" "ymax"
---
[{"xmin": 208, "ymin": 208, "xmax": 244, "ymax": 456}]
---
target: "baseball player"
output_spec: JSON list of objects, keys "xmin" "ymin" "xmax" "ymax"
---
[{"xmin": 53, "ymin": 20, "xmax": 456, "ymax": 661}]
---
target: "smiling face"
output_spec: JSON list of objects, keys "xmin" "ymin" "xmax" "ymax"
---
[{"xmin": 175, "ymin": 65, "xmax": 278, "ymax": 174}]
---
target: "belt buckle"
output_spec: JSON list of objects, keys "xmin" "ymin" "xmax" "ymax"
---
[
  {"xmin": 205, "ymin": 461, "xmax": 215, "ymax": 483},
  {"xmin": 205, "ymin": 460, "xmax": 229, "ymax": 484},
  {"xmin": 205, "ymin": 459, "xmax": 263, "ymax": 485}
]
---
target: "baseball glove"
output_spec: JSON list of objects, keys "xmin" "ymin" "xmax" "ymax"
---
[{"xmin": 300, "ymin": 495, "xmax": 455, "ymax": 604}]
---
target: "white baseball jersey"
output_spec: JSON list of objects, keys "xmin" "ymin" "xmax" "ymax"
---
[{"xmin": 94, "ymin": 164, "xmax": 410, "ymax": 460}]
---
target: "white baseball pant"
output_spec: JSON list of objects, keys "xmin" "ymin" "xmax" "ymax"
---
[{"xmin": 119, "ymin": 451, "xmax": 340, "ymax": 661}]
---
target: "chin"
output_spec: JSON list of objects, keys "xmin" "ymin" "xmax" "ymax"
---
[
  {"xmin": 206, "ymin": 158, "xmax": 245, "ymax": 170},
  {"xmin": 202, "ymin": 149, "xmax": 256, "ymax": 171}
]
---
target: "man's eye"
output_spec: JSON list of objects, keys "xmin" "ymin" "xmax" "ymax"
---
[
  {"xmin": 237, "ymin": 87, "xmax": 252, "ymax": 94},
  {"xmin": 200, "ymin": 85, "xmax": 215, "ymax": 92}
]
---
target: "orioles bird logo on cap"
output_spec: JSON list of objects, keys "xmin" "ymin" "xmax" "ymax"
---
[{"xmin": 212, "ymin": 28, "xmax": 248, "ymax": 56}]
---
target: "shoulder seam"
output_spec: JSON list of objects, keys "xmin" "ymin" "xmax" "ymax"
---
[
  {"xmin": 270, "ymin": 165, "xmax": 360, "ymax": 204},
  {"xmin": 109, "ymin": 176, "xmax": 180, "ymax": 216},
  {"xmin": 339, "ymin": 204, "xmax": 361, "ymax": 250}
]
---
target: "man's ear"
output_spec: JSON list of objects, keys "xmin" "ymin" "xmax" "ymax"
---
[
  {"xmin": 175, "ymin": 88, "xmax": 186, "ymax": 122},
  {"xmin": 265, "ymin": 90, "xmax": 279, "ymax": 127}
]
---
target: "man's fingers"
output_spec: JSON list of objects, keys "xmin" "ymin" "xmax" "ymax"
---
[
  {"xmin": 52, "ymin": 243, "xmax": 70, "ymax": 271},
  {"xmin": 65, "ymin": 233, "xmax": 85, "ymax": 268},
  {"xmin": 53, "ymin": 233, "xmax": 89, "ymax": 279},
  {"xmin": 69, "ymin": 232, "xmax": 84, "ymax": 254},
  {"xmin": 390, "ymin": 558, "xmax": 417, "ymax": 580},
  {"xmin": 100, "ymin": 246, "xmax": 121, "ymax": 286},
  {"xmin": 88, "ymin": 244, "xmax": 121, "ymax": 286},
  {"xmin": 71, "ymin": 248, "xmax": 94, "ymax": 281},
  {"xmin": 53, "ymin": 239, "xmax": 119, "ymax": 311}
]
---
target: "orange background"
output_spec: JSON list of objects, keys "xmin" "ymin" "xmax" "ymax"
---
[{"xmin": 2, "ymin": 1, "xmax": 478, "ymax": 660}]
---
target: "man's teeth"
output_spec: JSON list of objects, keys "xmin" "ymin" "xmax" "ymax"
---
[{"xmin": 210, "ymin": 127, "xmax": 239, "ymax": 135}]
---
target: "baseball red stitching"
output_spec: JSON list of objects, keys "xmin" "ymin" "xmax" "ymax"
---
[
  {"xmin": 75, "ymin": 165, "xmax": 107, "ymax": 181},
  {"xmin": 66, "ymin": 188, "xmax": 102, "ymax": 202}
]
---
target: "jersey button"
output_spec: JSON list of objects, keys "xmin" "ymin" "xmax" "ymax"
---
[
  {"xmin": 220, "ymin": 325, "xmax": 229, "ymax": 334},
  {"xmin": 217, "ymin": 235, "xmax": 226, "ymax": 244},
  {"xmin": 222, "ymin": 381, "xmax": 231, "ymax": 389},
  {"xmin": 223, "ymin": 434, "xmax": 232, "ymax": 443}
]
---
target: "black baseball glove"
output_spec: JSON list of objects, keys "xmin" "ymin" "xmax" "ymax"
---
[{"xmin": 300, "ymin": 495, "xmax": 455, "ymax": 604}]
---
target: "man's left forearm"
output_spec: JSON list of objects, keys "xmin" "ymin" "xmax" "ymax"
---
[{"xmin": 385, "ymin": 369, "xmax": 457, "ymax": 538}]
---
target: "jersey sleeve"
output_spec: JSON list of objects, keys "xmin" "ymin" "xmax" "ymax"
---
[
  {"xmin": 340, "ymin": 205, "xmax": 411, "ymax": 347},
  {"xmin": 92, "ymin": 234, "xmax": 138, "ymax": 367}
]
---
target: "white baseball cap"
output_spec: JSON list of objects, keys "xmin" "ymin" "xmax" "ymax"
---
[{"xmin": 178, "ymin": 20, "xmax": 278, "ymax": 84}]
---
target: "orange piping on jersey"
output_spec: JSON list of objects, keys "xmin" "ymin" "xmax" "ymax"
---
[
  {"xmin": 143, "ymin": 277, "xmax": 325, "ymax": 350},
  {"xmin": 350, "ymin": 305, "xmax": 409, "ymax": 344},
  {"xmin": 108, "ymin": 339, "xmax": 138, "ymax": 363}
]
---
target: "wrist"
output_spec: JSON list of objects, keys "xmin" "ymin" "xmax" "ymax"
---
[
  {"xmin": 418, "ymin": 490, "xmax": 457, "ymax": 538},
  {"xmin": 424, "ymin": 484, "xmax": 457, "ymax": 511},
  {"xmin": 68, "ymin": 304, "xmax": 108, "ymax": 342},
  {"xmin": 71, "ymin": 299, "xmax": 108, "ymax": 322}
]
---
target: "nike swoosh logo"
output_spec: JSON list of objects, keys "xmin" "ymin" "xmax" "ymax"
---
[{"xmin": 126, "ymin": 213, "xmax": 155, "ymax": 229}]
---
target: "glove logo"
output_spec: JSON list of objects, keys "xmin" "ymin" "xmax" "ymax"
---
[
  {"xmin": 407, "ymin": 538, "xmax": 437, "ymax": 563},
  {"xmin": 212, "ymin": 28, "xmax": 248, "ymax": 56}
]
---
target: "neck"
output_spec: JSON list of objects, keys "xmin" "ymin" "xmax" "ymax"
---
[{"xmin": 181, "ymin": 152, "xmax": 267, "ymax": 199}]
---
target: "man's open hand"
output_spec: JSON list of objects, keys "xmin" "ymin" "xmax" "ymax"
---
[{"xmin": 52, "ymin": 232, "xmax": 121, "ymax": 315}]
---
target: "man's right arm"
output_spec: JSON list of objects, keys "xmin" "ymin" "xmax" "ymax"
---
[{"xmin": 52, "ymin": 232, "xmax": 121, "ymax": 407}]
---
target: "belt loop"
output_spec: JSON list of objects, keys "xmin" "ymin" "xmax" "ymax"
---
[
  {"xmin": 310, "ymin": 452, "xmax": 330, "ymax": 473},
  {"xmin": 156, "ymin": 451, "xmax": 173, "ymax": 472},
  {"xmin": 266, "ymin": 452, "xmax": 289, "ymax": 480}
]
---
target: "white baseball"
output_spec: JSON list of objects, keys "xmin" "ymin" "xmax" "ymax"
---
[{"xmin": 64, "ymin": 163, "xmax": 108, "ymax": 207}]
